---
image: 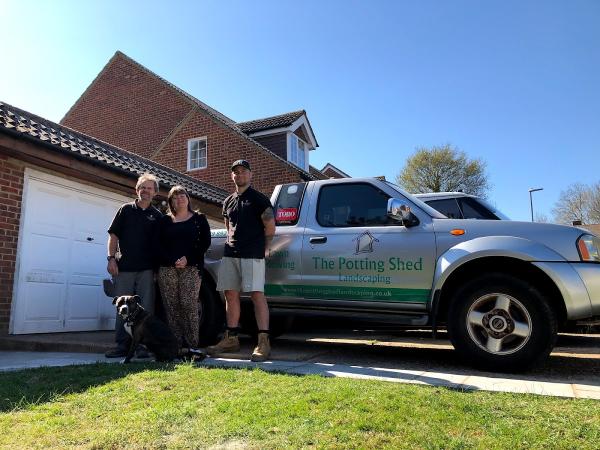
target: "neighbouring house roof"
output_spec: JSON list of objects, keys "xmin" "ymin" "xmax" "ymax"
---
[
  {"xmin": 321, "ymin": 163, "xmax": 350, "ymax": 178},
  {"xmin": 309, "ymin": 165, "xmax": 328, "ymax": 179},
  {"xmin": 62, "ymin": 51, "xmax": 316, "ymax": 182},
  {"xmin": 0, "ymin": 101, "xmax": 229, "ymax": 205}
]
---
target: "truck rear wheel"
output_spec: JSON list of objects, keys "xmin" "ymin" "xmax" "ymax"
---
[
  {"xmin": 447, "ymin": 273, "xmax": 557, "ymax": 372},
  {"xmin": 198, "ymin": 280, "xmax": 225, "ymax": 346}
]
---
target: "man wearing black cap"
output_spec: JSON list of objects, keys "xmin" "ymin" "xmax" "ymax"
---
[{"xmin": 207, "ymin": 159, "xmax": 276, "ymax": 361}]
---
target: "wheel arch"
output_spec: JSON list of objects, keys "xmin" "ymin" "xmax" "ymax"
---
[{"xmin": 435, "ymin": 256, "xmax": 567, "ymax": 328}]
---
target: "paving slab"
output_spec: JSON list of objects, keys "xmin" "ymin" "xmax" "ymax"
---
[
  {"xmin": 0, "ymin": 351, "xmax": 117, "ymax": 372},
  {"xmin": 573, "ymin": 384, "xmax": 600, "ymax": 400},
  {"xmin": 463, "ymin": 375, "xmax": 577, "ymax": 397}
]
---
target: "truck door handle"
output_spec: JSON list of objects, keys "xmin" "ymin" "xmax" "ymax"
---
[{"xmin": 309, "ymin": 236, "xmax": 327, "ymax": 244}]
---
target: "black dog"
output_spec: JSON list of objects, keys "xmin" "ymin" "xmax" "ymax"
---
[
  {"xmin": 112, "ymin": 295, "xmax": 205, "ymax": 363},
  {"xmin": 112, "ymin": 295, "xmax": 179, "ymax": 363}
]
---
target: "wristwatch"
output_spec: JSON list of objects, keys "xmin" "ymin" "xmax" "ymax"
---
[{"xmin": 107, "ymin": 255, "xmax": 116, "ymax": 261}]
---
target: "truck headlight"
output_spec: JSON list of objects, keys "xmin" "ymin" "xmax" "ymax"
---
[{"xmin": 577, "ymin": 234, "xmax": 600, "ymax": 262}]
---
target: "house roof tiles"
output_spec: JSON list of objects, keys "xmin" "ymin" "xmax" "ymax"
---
[
  {"xmin": 0, "ymin": 101, "xmax": 229, "ymax": 205},
  {"xmin": 237, "ymin": 110, "xmax": 306, "ymax": 133}
]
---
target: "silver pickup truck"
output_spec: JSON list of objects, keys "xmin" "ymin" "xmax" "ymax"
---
[{"xmin": 200, "ymin": 177, "xmax": 600, "ymax": 372}]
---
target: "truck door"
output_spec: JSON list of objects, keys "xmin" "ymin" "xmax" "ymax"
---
[
  {"xmin": 264, "ymin": 182, "xmax": 307, "ymax": 301},
  {"xmin": 300, "ymin": 182, "xmax": 436, "ymax": 311}
]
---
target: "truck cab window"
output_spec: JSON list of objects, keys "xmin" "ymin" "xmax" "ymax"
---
[
  {"xmin": 425, "ymin": 198, "xmax": 463, "ymax": 219},
  {"xmin": 274, "ymin": 182, "xmax": 306, "ymax": 225},
  {"xmin": 317, "ymin": 183, "xmax": 392, "ymax": 227}
]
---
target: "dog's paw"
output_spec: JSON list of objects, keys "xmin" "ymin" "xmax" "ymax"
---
[{"xmin": 189, "ymin": 348, "xmax": 207, "ymax": 362}]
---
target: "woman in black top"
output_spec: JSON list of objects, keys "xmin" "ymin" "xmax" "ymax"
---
[{"xmin": 158, "ymin": 185, "xmax": 211, "ymax": 349}]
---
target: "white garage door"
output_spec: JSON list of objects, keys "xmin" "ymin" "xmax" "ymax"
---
[{"xmin": 12, "ymin": 170, "xmax": 131, "ymax": 334}]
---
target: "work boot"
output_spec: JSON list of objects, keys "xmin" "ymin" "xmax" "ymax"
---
[
  {"xmin": 251, "ymin": 332, "xmax": 271, "ymax": 362},
  {"xmin": 205, "ymin": 331, "xmax": 240, "ymax": 356}
]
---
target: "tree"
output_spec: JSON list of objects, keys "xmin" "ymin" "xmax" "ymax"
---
[
  {"xmin": 396, "ymin": 144, "xmax": 490, "ymax": 196},
  {"xmin": 552, "ymin": 183, "xmax": 593, "ymax": 225},
  {"xmin": 588, "ymin": 182, "xmax": 600, "ymax": 223}
]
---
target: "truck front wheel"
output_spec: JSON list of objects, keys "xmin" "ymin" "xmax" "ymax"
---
[{"xmin": 447, "ymin": 273, "xmax": 557, "ymax": 372}]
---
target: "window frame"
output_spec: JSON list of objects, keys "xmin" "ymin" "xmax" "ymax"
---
[
  {"xmin": 288, "ymin": 134, "xmax": 308, "ymax": 170},
  {"xmin": 187, "ymin": 137, "xmax": 208, "ymax": 171}
]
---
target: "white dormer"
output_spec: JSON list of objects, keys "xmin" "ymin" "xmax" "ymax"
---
[{"xmin": 237, "ymin": 110, "xmax": 318, "ymax": 172}]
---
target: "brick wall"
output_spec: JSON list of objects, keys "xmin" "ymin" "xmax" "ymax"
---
[
  {"xmin": 61, "ymin": 53, "xmax": 193, "ymax": 159},
  {"xmin": 62, "ymin": 52, "xmax": 309, "ymax": 197},
  {"xmin": 157, "ymin": 111, "xmax": 303, "ymax": 196},
  {"xmin": 0, "ymin": 155, "xmax": 24, "ymax": 333}
]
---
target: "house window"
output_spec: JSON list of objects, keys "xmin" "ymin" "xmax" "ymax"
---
[
  {"xmin": 289, "ymin": 135, "xmax": 307, "ymax": 170},
  {"xmin": 187, "ymin": 137, "xmax": 207, "ymax": 170},
  {"xmin": 298, "ymin": 139, "xmax": 306, "ymax": 169}
]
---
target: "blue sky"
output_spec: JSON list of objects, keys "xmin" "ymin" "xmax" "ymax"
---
[{"xmin": 2, "ymin": 0, "xmax": 599, "ymax": 221}]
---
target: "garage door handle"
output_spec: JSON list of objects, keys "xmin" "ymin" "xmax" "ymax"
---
[
  {"xmin": 309, "ymin": 236, "xmax": 327, "ymax": 244},
  {"xmin": 87, "ymin": 237, "xmax": 94, "ymax": 242}
]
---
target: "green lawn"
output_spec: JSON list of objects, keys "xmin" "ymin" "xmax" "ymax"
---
[{"xmin": 0, "ymin": 363, "xmax": 598, "ymax": 449}]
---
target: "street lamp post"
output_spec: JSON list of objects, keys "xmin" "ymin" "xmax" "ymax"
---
[{"xmin": 529, "ymin": 187, "xmax": 543, "ymax": 222}]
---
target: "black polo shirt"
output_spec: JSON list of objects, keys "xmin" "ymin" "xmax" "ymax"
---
[
  {"xmin": 223, "ymin": 186, "xmax": 272, "ymax": 259},
  {"xmin": 108, "ymin": 201, "xmax": 162, "ymax": 271}
]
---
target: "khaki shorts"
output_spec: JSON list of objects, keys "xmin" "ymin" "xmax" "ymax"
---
[{"xmin": 216, "ymin": 257, "xmax": 266, "ymax": 292}]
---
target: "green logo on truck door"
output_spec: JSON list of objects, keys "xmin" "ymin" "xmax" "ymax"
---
[{"xmin": 264, "ymin": 230, "xmax": 430, "ymax": 302}]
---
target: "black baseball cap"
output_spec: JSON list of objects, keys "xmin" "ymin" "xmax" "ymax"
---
[{"xmin": 231, "ymin": 159, "xmax": 251, "ymax": 171}]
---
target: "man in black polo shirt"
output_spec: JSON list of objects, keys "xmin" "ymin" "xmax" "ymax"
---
[
  {"xmin": 105, "ymin": 173, "xmax": 163, "ymax": 358},
  {"xmin": 207, "ymin": 160, "xmax": 276, "ymax": 362}
]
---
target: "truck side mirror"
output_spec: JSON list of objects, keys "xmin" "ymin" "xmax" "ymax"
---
[{"xmin": 387, "ymin": 198, "xmax": 420, "ymax": 228}]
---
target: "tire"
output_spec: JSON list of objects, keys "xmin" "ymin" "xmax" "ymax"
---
[
  {"xmin": 447, "ymin": 273, "xmax": 557, "ymax": 372},
  {"xmin": 198, "ymin": 279, "xmax": 225, "ymax": 346}
]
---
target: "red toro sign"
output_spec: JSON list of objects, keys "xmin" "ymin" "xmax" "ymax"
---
[{"xmin": 276, "ymin": 208, "xmax": 298, "ymax": 223}]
